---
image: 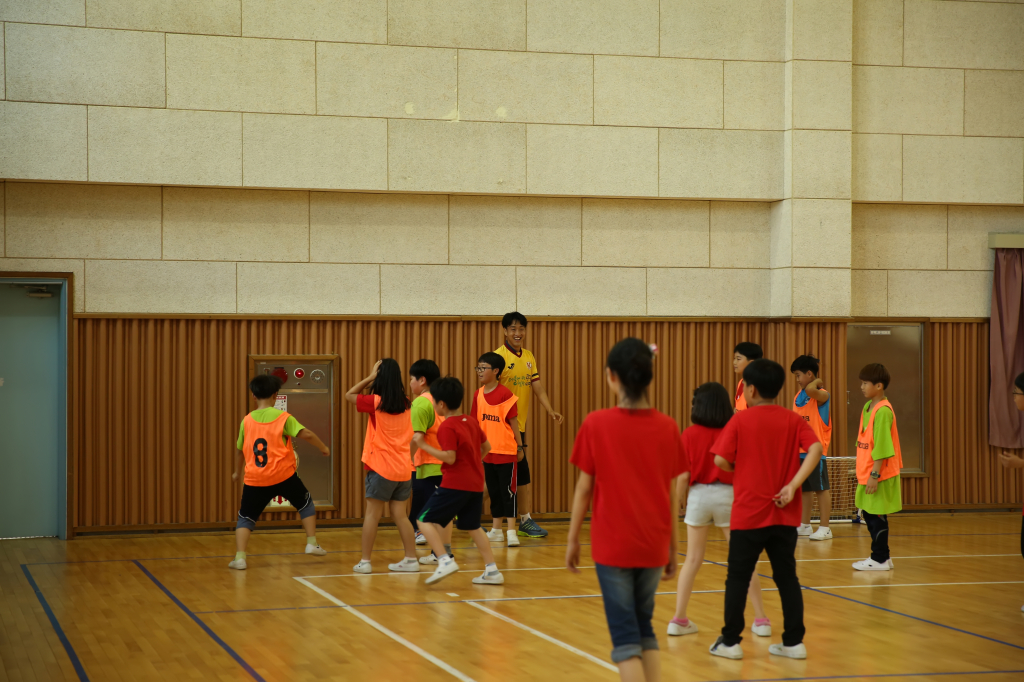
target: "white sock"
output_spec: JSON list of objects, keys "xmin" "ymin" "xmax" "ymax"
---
[
  {"xmin": 439, "ymin": 554, "xmax": 454, "ymax": 566},
  {"xmin": 485, "ymin": 562, "xmax": 498, "ymax": 573},
  {"xmin": 403, "ymin": 557, "xmax": 417, "ymax": 563},
  {"xmin": 520, "ymin": 514, "xmax": 531, "ymax": 522}
]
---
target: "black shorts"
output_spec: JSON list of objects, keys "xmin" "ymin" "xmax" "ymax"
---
[
  {"xmin": 801, "ymin": 456, "xmax": 831, "ymax": 492},
  {"xmin": 238, "ymin": 474, "xmax": 314, "ymax": 525},
  {"xmin": 484, "ymin": 461, "xmax": 518, "ymax": 518},
  {"xmin": 418, "ymin": 487, "xmax": 483, "ymax": 531},
  {"xmin": 517, "ymin": 431, "xmax": 531, "ymax": 486}
]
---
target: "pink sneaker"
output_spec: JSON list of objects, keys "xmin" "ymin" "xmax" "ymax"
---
[{"xmin": 752, "ymin": 618, "xmax": 772, "ymax": 637}]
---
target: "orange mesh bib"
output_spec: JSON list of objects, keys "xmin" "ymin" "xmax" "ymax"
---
[
  {"xmin": 241, "ymin": 413, "xmax": 297, "ymax": 486},
  {"xmin": 793, "ymin": 390, "xmax": 832, "ymax": 457},
  {"xmin": 856, "ymin": 399, "xmax": 903, "ymax": 484},
  {"xmin": 475, "ymin": 387, "xmax": 518, "ymax": 455}
]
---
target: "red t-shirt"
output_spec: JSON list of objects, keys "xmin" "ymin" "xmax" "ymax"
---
[
  {"xmin": 471, "ymin": 384, "xmax": 519, "ymax": 464},
  {"xmin": 570, "ymin": 407, "xmax": 687, "ymax": 568},
  {"xmin": 682, "ymin": 424, "xmax": 733, "ymax": 485},
  {"xmin": 436, "ymin": 414, "xmax": 486, "ymax": 492},
  {"xmin": 711, "ymin": 405, "xmax": 819, "ymax": 530}
]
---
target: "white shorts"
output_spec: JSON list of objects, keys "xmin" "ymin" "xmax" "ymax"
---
[{"xmin": 684, "ymin": 483, "xmax": 733, "ymax": 528}]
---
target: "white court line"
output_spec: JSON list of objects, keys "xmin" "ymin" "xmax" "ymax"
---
[
  {"xmin": 465, "ymin": 601, "xmax": 619, "ymax": 673},
  {"xmin": 293, "ymin": 577, "xmax": 476, "ymax": 682},
  {"xmin": 299, "ymin": 552, "xmax": 1016, "ymax": 579},
  {"xmin": 299, "ymin": 565, "xmax": 599, "ymax": 579}
]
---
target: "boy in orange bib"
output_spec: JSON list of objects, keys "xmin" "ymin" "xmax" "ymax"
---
[
  {"xmin": 733, "ymin": 342, "xmax": 763, "ymax": 412},
  {"xmin": 472, "ymin": 351, "xmax": 523, "ymax": 548},
  {"xmin": 230, "ymin": 374, "xmax": 331, "ymax": 570},
  {"xmin": 791, "ymin": 355, "xmax": 833, "ymax": 541},
  {"xmin": 853, "ymin": 363, "xmax": 903, "ymax": 571}
]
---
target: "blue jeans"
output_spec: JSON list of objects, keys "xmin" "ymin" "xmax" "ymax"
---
[{"xmin": 594, "ymin": 563, "xmax": 662, "ymax": 663}]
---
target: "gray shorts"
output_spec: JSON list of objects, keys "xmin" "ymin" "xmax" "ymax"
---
[{"xmin": 365, "ymin": 470, "xmax": 412, "ymax": 502}]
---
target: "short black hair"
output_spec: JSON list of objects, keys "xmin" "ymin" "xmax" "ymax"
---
[
  {"xmin": 477, "ymin": 351, "xmax": 506, "ymax": 376},
  {"xmin": 734, "ymin": 341, "xmax": 763, "ymax": 360},
  {"xmin": 250, "ymin": 374, "xmax": 282, "ymax": 400},
  {"xmin": 606, "ymin": 337, "xmax": 654, "ymax": 402},
  {"xmin": 742, "ymin": 359, "xmax": 785, "ymax": 400},
  {"xmin": 1016, "ymin": 372, "xmax": 1024, "ymax": 393},
  {"xmin": 691, "ymin": 382, "xmax": 733, "ymax": 429},
  {"xmin": 430, "ymin": 376, "xmax": 464, "ymax": 411},
  {"xmin": 502, "ymin": 311, "xmax": 528, "ymax": 329},
  {"xmin": 790, "ymin": 354, "xmax": 820, "ymax": 376},
  {"xmin": 859, "ymin": 363, "xmax": 891, "ymax": 389},
  {"xmin": 409, "ymin": 359, "xmax": 440, "ymax": 386}
]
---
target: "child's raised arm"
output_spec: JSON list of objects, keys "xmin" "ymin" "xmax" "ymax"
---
[
  {"xmin": 803, "ymin": 378, "xmax": 829, "ymax": 404},
  {"xmin": 296, "ymin": 428, "xmax": 330, "ymax": 456},
  {"xmin": 344, "ymin": 360, "xmax": 382, "ymax": 404}
]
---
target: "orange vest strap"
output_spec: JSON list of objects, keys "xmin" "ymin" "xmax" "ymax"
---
[
  {"xmin": 735, "ymin": 379, "xmax": 747, "ymax": 412},
  {"xmin": 360, "ymin": 395, "xmax": 415, "ymax": 481},
  {"xmin": 476, "ymin": 387, "xmax": 518, "ymax": 454}
]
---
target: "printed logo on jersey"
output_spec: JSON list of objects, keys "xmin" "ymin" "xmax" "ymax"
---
[{"xmin": 482, "ymin": 413, "xmax": 502, "ymax": 423}]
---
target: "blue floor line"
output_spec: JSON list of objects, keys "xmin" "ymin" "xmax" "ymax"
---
[
  {"xmin": 21, "ymin": 565, "xmax": 90, "ymax": 681},
  {"xmin": 131, "ymin": 560, "xmax": 266, "ymax": 682},
  {"xmin": 684, "ymin": 554, "xmax": 1024, "ymax": 652},
  {"xmin": 720, "ymin": 670, "xmax": 1024, "ymax": 682}
]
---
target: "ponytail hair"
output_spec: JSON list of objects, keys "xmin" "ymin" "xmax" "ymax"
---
[{"xmin": 606, "ymin": 337, "xmax": 654, "ymax": 402}]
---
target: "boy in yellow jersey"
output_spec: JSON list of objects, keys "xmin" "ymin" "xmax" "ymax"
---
[
  {"xmin": 473, "ymin": 351, "xmax": 523, "ymax": 547},
  {"xmin": 407, "ymin": 359, "xmax": 453, "ymax": 564},
  {"xmin": 791, "ymin": 355, "xmax": 833, "ymax": 541},
  {"xmin": 231, "ymin": 374, "xmax": 331, "ymax": 570},
  {"xmin": 495, "ymin": 312, "xmax": 564, "ymax": 538},
  {"xmin": 732, "ymin": 342, "xmax": 763, "ymax": 412},
  {"xmin": 853, "ymin": 363, "xmax": 903, "ymax": 571}
]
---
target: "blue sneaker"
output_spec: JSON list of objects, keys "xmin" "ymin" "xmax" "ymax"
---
[{"xmin": 517, "ymin": 517, "xmax": 548, "ymax": 538}]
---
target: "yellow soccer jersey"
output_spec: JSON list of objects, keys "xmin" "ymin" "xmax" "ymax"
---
[{"xmin": 494, "ymin": 342, "xmax": 539, "ymax": 431}]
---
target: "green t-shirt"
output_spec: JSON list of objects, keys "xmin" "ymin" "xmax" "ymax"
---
[
  {"xmin": 411, "ymin": 394, "xmax": 443, "ymax": 479},
  {"xmin": 411, "ymin": 394, "xmax": 436, "ymax": 432},
  {"xmin": 237, "ymin": 407, "xmax": 304, "ymax": 450},
  {"xmin": 855, "ymin": 402, "xmax": 902, "ymax": 514}
]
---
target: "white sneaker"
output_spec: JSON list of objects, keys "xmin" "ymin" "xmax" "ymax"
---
[
  {"xmin": 388, "ymin": 557, "xmax": 420, "ymax": 572},
  {"xmin": 852, "ymin": 557, "xmax": 893, "ymax": 571},
  {"xmin": 485, "ymin": 528, "xmax": 504, "ymax": 542},
  {"xmin": 667, "ymin": 619, "xmax": 698, "ymax": 636},
  {"xmin": 419, "ymin": 553, "xmax": 439, "ymax": 565},
  {"xmin": 415, "ymin": 531, "xmax": 427, "ymax": 545},
  {"xmin": 353, "ymin": 560, "xmax": 372, "ymax": 574},
  {"xmin": 472, "ymin": 570, "xmax": 504, "ymax": 585},
  {"xmin": 228, "ymin": 558, "xmax": 247, "ymax": 570},
  {"xmin": 426, "ymin": 558, "xmax": 460, "ymax": 585},
  {"xmin": 796, "ymin": 523, "xmax": 813, "ymax": 536},
  {"xmin": 751, "ymin": 620, "xmax": 772, "ymax": 637},
  {"xmin": 769, "ymin": 642, "xmax": 807, "ymax": 659},
  {"xmin": 506, "ymin": 530, "xmax": 520, "ymax": 547},
  {"xmin": 709, "ymin": 636, "xmax": 743, "ymax": 659},
  {"xmin": 809, "ymin": 527, "xmax": 833, "ymax": 541},
  {"xmin": 305, "ymin": 544, "xmax": 327, "ymax": 556}
]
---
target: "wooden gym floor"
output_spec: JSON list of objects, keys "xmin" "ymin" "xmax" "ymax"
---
[{"xmin": 3, "ymin": 514, "xmax": 1023, "ymax": 682}]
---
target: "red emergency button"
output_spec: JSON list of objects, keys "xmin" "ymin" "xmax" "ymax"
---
[{"xmin": 294, "ymin": 368, "xmax": 305, "ymax": 379}]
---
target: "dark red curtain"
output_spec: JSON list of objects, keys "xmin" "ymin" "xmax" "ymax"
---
[{"xmin": 989, "ymin": 249, "xmax": 1024, "ymax": 448}]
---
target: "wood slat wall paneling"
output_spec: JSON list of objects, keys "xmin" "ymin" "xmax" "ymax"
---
[{"xmin": 71, "ymin": 318, "xmax": 1015, "ymax": 531}]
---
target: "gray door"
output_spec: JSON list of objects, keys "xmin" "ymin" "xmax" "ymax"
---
[
  {"xmin": 0, "ymin": 282, "xmax": 62, "ymax": 537},
  {"xmin": 846, "ymin": 323, "xmax": 925, "ymax": 474}
]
